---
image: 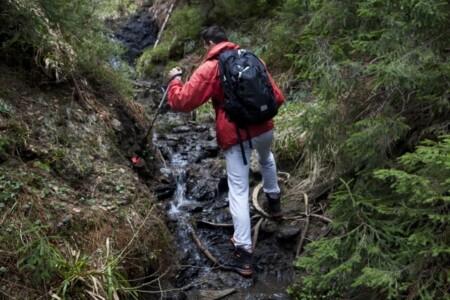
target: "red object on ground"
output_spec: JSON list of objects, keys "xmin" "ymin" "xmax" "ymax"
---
[{"xmin": 131, "ymin": 156, "xmax": 141, "ymax": 164}]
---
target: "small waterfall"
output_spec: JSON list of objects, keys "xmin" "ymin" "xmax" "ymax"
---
[
  {"xmin": 167, "ymin": 154, "xmax": 187, "ymax": 216},
  {"xmin": 162, "ymin": 151, "xmax": 204, "ymax": 265}
]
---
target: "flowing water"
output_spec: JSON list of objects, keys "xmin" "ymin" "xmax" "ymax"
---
[
  {"xmin": 110, "ymin": 4, "xmax": 305, "ymax": 298},
  {"xmin": 150, "ymin": 115, "xmax": 295, "ymax": 299}
]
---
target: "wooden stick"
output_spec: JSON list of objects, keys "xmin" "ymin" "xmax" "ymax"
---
[
  {"xmin": 197, "ymin": 220, "xmax": 234, "ymax": 228},
  {"xmin": 190, "ymin": 231, "xmax": 217, "ymax": 264},
  {"xmin": 296, "ymin": 192, "xmax": 310, "ymax": 257},
  {"xmin": 156, "ymin": 148, "xmax": 167, "ymax": 168},
  {"xmin": 252, "ymin": 217, "xmax": 264, "ymax": 251},
  {"xmin": 283, "ymin": 213, "xmax": 332, "ymax": 223},
  {"xmin": 153, "ymin": 3, "xmax": 174, "ymax": 49},
  {"xmin": 310, "ymin": 214, "xmax": 332, "ymax": 223}
]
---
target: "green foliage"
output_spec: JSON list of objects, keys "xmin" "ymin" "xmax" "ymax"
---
[
  {"xmin": 0, "ymin": 173, "xmax": 23, "ymax": 206},
  {"xmin": 169, "ymin": 6, "xmax": 203, "ymax": 42},
  {"xmin": 136, "ymin": 42, "xmax": 172, "ymax": 77},
  {"xmin": 374, "ymin": 135, "xmax": 450, "ymax": 223},
  {"xmin": 56, "ymin": 240, "xmax": 137, "ymax": 300},
  {"xmin": 341, "ymin": 115, "xmax": 409, "ymax": 173},
  {"xmin": 284, "ymin": 1, "xmax": 449, "ymax": 298},
  {"xmin": 195, "ymin": 101, "xmax": 215, "ymax": 123},
  {"xmin": 75, "ymin": 30, "xmax": 135, "ymax": 96},
  {"xmin": 0, "ymin": 97, "xmax": 14, "ymax": 115},
  {"xmin": 136, "ymin": 5, "xmax": 203, "ymax": 76},
  {"xmin": 200, "ymin": 0, "xmax": 281, "ymax": 25},
  {"xmin": 16, "ymin": 225, "xmax": 138, "ymax": 299},
  {"xmin": 96, "ymin": 0, "xmax": 139, "ymax": 19},
  {"xmin": 17, "ymin": 227, "xmax": 61, "ymax": 284},
  {"xmin": 0, "ymin": 138, "xmax": 11, "ymax": 162},
  {"xmin": 294, "ymin": 135, "xmax": 450, "ymax": 299},
  {"xmin": 273, "ymin": 101, "xmax": 308, "ymax": 162},
  {"xmin": 0, "ymin": 0, "xmax": 133, "ymax": 96},
  {"xmin": 275, "ymin": 0, "xmax": 450, "ymax": 176},
  {"xmin": 136, "ymin": 1, "xmax": 285, "ymax": 73}
]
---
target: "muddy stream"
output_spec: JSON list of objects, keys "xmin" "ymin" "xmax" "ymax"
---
[{"xmin": 149, "ymin": 114, "xmax": 297, "ymax": 300}]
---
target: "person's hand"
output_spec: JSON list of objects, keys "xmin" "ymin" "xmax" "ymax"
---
[{"xmin": 168, "ymin": 67, "xmax": 182, "ymax": 81}]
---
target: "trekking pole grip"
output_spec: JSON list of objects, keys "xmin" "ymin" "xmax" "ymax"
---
[{"xmin": 169, "ymin": 72, "xmax": 183, "ymax": 81}]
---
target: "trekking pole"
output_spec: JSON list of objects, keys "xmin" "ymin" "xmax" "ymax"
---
[
  {"xmin": 142, "ymin": 85, "xmax": 169, "ymax": 144},
  {"xmin": 142, "ymin": 72, "xmax": 182, "ymax": 145}
]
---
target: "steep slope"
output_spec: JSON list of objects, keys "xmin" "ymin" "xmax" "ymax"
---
[{"xmin": 0, "ymin": 61, "xmax": 174, "ymax": 298}]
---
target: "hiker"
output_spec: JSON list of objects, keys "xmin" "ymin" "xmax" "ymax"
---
[{"xmin": 166, "ymin": 25, "xmax": 285, "ymax": 276}]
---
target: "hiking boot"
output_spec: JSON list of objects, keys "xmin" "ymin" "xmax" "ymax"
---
[
  {"xmin": 265, "ymin": 193, "xmax": 282, "ymax": 218},
  {"xmin": 217, "ymin": 246, "xmax": 254, "ymax": 276}
]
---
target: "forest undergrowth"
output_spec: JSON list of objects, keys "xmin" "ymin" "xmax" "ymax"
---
[{"xmin": 0, "ymin": 0, "xmax": 449, "ymax": 299}]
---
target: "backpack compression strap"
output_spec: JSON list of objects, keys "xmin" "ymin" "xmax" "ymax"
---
[{"xmin": 235, "ymin": 125, "xmax": 253, "ymax": 165}]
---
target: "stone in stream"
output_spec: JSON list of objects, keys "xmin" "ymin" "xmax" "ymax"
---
[{"xmin": 189, "ymin": 288, "xmax": 236, "ymax": 299}]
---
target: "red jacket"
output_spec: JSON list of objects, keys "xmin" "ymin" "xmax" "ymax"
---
[{"xmin": 167, "ymin": 41, "xmax": 285, "ymax": 150}]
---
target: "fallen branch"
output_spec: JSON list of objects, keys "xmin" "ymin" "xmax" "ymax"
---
[
  {"xmin": 156, "ymin": 148, "xmax": 167, "ymax": 168},
  {"xmin": 132, "ymin": 80, "xmax": 153, "ymax": 88},
  {"xmin": 296, "ymin": 192, "xmax": 310, "ymax": 257},
  {"xmin": 251, "ymin": 180, "xmax": 332, "ymax": 222},
  {"xmin": 282, "ymin": 213, "xmax": 332, "ymax": 223},
  {"xmin": 306, "ymin": 213, "xmax": 332, "ymax": 223},
  {"xmin": 197, "ymin": 220, "xmax": 233, "ymax": 228},
  {"xmin": 189, "ymin": 231, "xmax": 217, "ymax": 264},
  {"xmin": 0, "ymin": 202, "xmax": 17, "ymax": 226},
  {"xmin": 153, "ymin": 3, "xmax": 174, "ymax": 49},
  {"xmin": 252, "ymin": 217, "xmax": 264, "ymax": 251}
]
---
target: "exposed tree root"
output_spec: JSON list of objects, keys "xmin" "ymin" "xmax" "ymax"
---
[
  {"xmin": 189, "ymin": 230, "xmax": 218, "ymax": 264},
  {"xmin": 251, "ymin": 182, "xmax": 271, "ymax": 218},
  {"xmin": 191, "ymin": 170, "xmax": 333, "ymax": 263},
  {"xmin": 71, "ymin": 73, "xmax": 92, "ymax": 112},
  {"xmin": 251, "ymin": 171, "xmax": 333, "ymax": 254},
  {"xmin": 251, "ymin": 181, "xmax": 332, "ymax": 223}
]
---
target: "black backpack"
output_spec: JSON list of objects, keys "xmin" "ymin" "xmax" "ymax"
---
[
  {"xmin": 218, "ymin": 49, "xmax": 278, "ymax": 128},
  {"xmin": 217, "ymin": 49, "xmax": 278, "ymax": 165}
]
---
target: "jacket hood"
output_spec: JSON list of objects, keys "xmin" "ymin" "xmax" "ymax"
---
[{"xmin": 205, "ymin": 41, "xmax": 239, "ymax": 60}]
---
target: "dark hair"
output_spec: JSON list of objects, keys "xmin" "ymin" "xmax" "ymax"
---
[{"xmin": 201, "ymin": 26, "xmax": 228, "ymax": 44}]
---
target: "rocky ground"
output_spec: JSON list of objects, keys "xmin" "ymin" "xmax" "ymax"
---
[{"xmin": 138, "ymin": 107, "xmax": 331, "ymax": 299}]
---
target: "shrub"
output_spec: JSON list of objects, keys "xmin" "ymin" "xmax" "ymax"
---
[
  {"xmin": 293, "ymin": 135, "xmax": 450, "ymax": 299},
  {"xmin": 0, "ymin": 0, "xmax": 133, "ymax": 95}
]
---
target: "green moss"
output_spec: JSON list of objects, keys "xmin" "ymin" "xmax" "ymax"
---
[
  {"xmin": 0, "ymin": 138, "xmax": 11, "ymax": 162},
  {"xmin": 136, "ymin": 47, "xmax": 168, "ymax": 77}
]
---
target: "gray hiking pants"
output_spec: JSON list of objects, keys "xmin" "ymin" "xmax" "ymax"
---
[{"xmin": 224, "ymin": 129, "xmax": 280, "ymax": 252}]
